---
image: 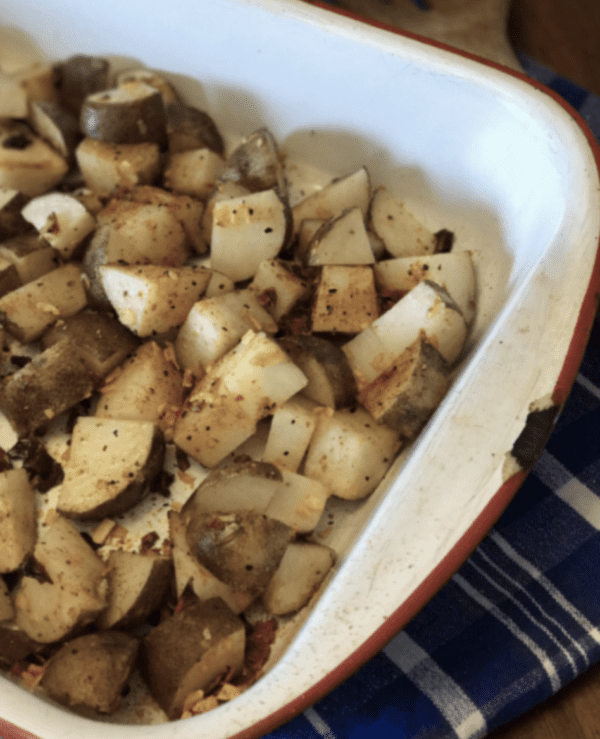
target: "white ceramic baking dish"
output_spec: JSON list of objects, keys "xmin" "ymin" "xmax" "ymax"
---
[{"xmin": 0, "ymin": 0, "xmax": 599, "ymax": 737}]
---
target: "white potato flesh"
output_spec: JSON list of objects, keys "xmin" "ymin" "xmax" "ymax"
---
[
  {"xmin": 174, "ymin": 288, "xmax": 277, "ymax": 374},
  {"xmin": 0, "ymin": 263, "xmax": 87, "ymax": 343},
  {"xmin": 99, "ymin": 263, "xmax": 211, "ymax": 337},
  {"xmin": 262, "ymin": 541, "xmax": 336, "ymax": 615},
  {"xmin": 374, "ymin": 251, "xmax": 477, "ymax": 324},
  {"xmin": 21, "ymin": 192, "xmax": 96, "ymax": 259},
  {"xmin": 75, "ymin": 138, "xmax": 161, "ymax": 196},
  {"xmin": 96, "ymin": 340, "xmax": 184, "ymax": 432},
  {"xmin": 0, "ymin": 125, "xmax": 68, "ymax": 197},
  {"xmin": 204, "ymin": 269, "xmax": 235, "ymax": 298},
  {"xmin": 368, "ymin": 185, "xmax": 437, "ymax": 257},
  {"xmin": 0, "ymin": 72, "xmax": 28, "ymax": 117},
  {"xmin": 292, "ymin": 167, "xmax": 371, "ymax": 235},
  {"xmin": 262, "ymin": 395, "xmax": 322, "ymax": 472},
  {"xmin": 57, "ymin": 416, "xmax": 161, "ymax": 519},
  {"xmin": 211, "ymin": 188, "xmax": 289, "ymax": 282},
  {"xmin": 303, "ymin": 406, "xmax": 402, "ymax": 500},
  {"xmin": 173, "ymin": 330, "xmax": 308, "ymax": 468},
  {"xmin": 342, "ymin": 280, "xmax": 468, "ymax": 389},
  {"xmin": 265, "ymin": 470, "xmax": 329, "ymax": 533},
  {"xmin": 306, "ymin": 206, "xmax": 374, "ymax": 266},
  {"xmin": 163, "ymin": 147, "xmax": 225, "ymax": 200},
  {"xmin": 312, "ymin": 265, "xmax": 379, "ymax": 334},
  {"xmin": 249, "ymin": 258, "xmax": 314, "ymax": 322},
  {"xmin": 14, "ymin": 515, "xmax": 108, "ymax": 643},
  {"xmin": 0, "ymin": 468, "xmax": 36, "ymax": 573}
]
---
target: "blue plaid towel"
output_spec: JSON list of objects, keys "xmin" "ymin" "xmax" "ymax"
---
[{"xmin": 265, "ymin": 51, "xmax": 600, "ymax": 739}]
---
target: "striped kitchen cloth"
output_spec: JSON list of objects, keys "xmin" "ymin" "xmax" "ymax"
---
[{"xmin": 265, "ymin": 52, "xmax": 600, "ymax": 739}]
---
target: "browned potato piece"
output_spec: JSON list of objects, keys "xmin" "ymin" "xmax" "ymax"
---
[
  {"xmin": 57, "ymin": 417, "xmax": 166, "ymax": 520},
  {"xmin": 41, "ymin": 631, "xmax": 139, "ymax": 714},
  {"xmin": 56, "ymin": 55, "xmax": 110, "ymax": 116},
  {"xmin": 140, "ymin": 597, "xmax": 245, "ymax": 720},
  {"xmin": 185, "ymin": 510, "xmax": 293, "ymax": 600},
  {"xmin": 0, "ymin": 624, "xmax": 43, "ymax": 666},
  {"xmin": 96, "ymin": 551, "xmax": 172, "ymax": 630},
  {"xmin": 14, "ymin": 515, "xmax": 108, "ymax": 643},
  {"xmin": 279, "ymin": 334, "xmax": 357, "ymax": 409},
  {"xmin": 42, "ymin": 309, "xmax": 140, "ymax": 377},
  {"xmin": 0, "ymin": 577, "xmax": 12, "ymax": 621},
  {"xmin": 262, "ymin": 541, "xmax": 336, "ymax": 615},
  {"xmin": 0, "ymin": 468, "xmax": 36, "ymax": 573},
  {"xmin": 0, "ymin": 234, "xmax": 60, "ymax": 284},
  {"xmin": 220, "ymin": 127, "xmax": 286, "ymax": 193},
  {"xmin": 0, "ymin": 258, "xmax": 21, "ymax": 298},
  {"xmin": 166, "ymin": 102, "xmax": 225, "ymax": 155},
  {"xmin": 0, "ymin": 338, "xmax": 100, "ymax": 437},
  {"xmin": 29, "ymin": 100, "xmax": 82, "ymax": 162},
  {"xmin": 81, "ymin": 82, "xmax": 168, "ymax": 148},
  {"xmin": 358, "ymin": 337, "xmax": 451, "ymax": 439},
  {"xmin": 0, "ymin": 188, "xmax": 28, "ymax": 240}
]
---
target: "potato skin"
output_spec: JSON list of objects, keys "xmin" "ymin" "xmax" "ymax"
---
[
  {"xmin": 140, "ymin": 597, "xmax": 245, "ymax": 719},
  {"xmin": 41, "ymin": 631, "xmax": 139, "ymax": 714}
]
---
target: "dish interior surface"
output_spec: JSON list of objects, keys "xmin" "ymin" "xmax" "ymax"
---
[{"xmin": 0, "ymin": 0, "xmax": 599, "ymax": 737}]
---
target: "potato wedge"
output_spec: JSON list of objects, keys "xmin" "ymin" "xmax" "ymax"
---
[
  {"xmin": 140, "ymin": 597, "xmax": 246, "ymax": 720},
  {"xmin": 14, "ymin": 515, "xmax": 108, "ymax": 643},
  {"xmin": 41, "ymin": 631, "xmax": 139, "ymax": 714},
  {"xmin": 57, "ymin": 417, "xmax": 166, "ymax": 520},
  {"xmin": 96, "ymin": 551, "xmax": 172, "ymax": 630}
]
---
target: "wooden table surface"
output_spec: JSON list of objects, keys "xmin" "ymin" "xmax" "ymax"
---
[{"xmin": 321, "ymin": 1, "xmax": 600, "ymax": 737}]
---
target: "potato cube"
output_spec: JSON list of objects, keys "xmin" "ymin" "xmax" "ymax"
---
[
  {"xmin": 0, "ymin": 468, "xmax": 36, "ymax": 573},
  {"xmin": 312, "ymin": 265, "xmax": 378, "ymax": 334}
]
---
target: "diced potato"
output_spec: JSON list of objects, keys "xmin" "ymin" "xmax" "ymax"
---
[
  {"xmin": 21, "ymin": 192, "xmax": 96, "ymax": 260},
  {"xmin": 168, "ymin": 510, "xmax": 252, "ymax": 614},
  {"xmin": 55, "ymin": 54, "xmax": 110, "ymax": 116},
  {"xmin": 0, "ymin": 262, "xmax": 87, "ymax": 343},
  {"xmin": 41, "ymin": 631, "xmax": 139, "ymax": 714},
  {"xmin": 140, "ymin": 597, "xmax": 246, "ymax": 720},
  {"xmin": 374, "ymin": 251, "xmax": 477, "ymax": 324},
  {"xmin": 57, "ymin": 417, "xmax": 166, "ymax": 520},
  {"xmin": 180, "ymin": 457, "xmax": 283, "ymax": 516},
  {"xmin": 166, "ymin": 102, "xmax": 225, "ymax": 155},
  {"xmin": 0, "ymin": 624, "xmax": 42, "ymax": 666},
  {"xmin": 0, "ymin": 120, "xmax": 69, "ymax": 197},
  {"xmin": 262, "ymin": 541, "xmax": 335, "ymax": 615},
  {"xmin": 173, "ymin": 331, "xmax": 308, "ymax": 468},
  {"xmin": 0, "ymin": 338, "xmax": 100, "ymax": 436},
  {"xmin": 304, "ymin": 206, "xmax": 374, "ymax": 266},
  {"xmin": 0, "ymin": 468, "xmax": 36, "ymax": 573},
  {"xmin": 265, "ymin": 470, "xmax": 329, "ymax": 533},
  {"xmin": 163, "ymin": 147, "xmax": 225, "ymax": 200},
  {"xmin": 278, "ymin": 335, "xmax": 357, "ymax": 409},
  {"xmin": 220, "ymin": 127, "xmax": 285, "ymax": 193},
  {"xmin": 81, "ymin": 82, "xmax": 168, "ymax": 148},
  {"xmin": 28, "ymin": 100, "xmax": 82, "ymax": 162},
  {"xmin": 116, "ymin": 68, "xmax": 181, "ymax": 106},
  {"xmin": 311, "ymin": 265, "xmax": 379, "ymax": 334},
  {"xmin": 14, "ymin": 515, "xmax": 108, "ymax": 643},
  {"xmin": 0, "ymin": 187, "xmax": 28, "ymax": 240},
  {"xmin": 96, "ymin": 551, "xmax": 172, "ymax": 630},
  {"xmin": 99, "ymin": 263, "xmax": 211, "ymax": 337},
  {"xmin": 358, "ymin": 337, "xmax": 451, "ymax": 438},
  {"xmin": 211, "ymin": 188, "xmax": 292, "ymax": 283},
  {"xmin": 303, "ymin": 406, "xmax": 401, "ymax": 500},
  {"xmin": 368, "ymin": 185, "xmax": 438, "ymax": 257},
  {"xmin": 292, "ymin": 166, "xmax": 371, "ymax": 235},
  {"xmin": 0, "ymin": 233, "xmax": 60, "ymax": 284},
  {"xmin": 185, "ymin": 510, "xmax": 292, "ymax": 600},
  {"xmin": 262, "ymin": 395, "xmax": 322, "ymax": 472},
  {"xmin": 95, "ymin": 340, "xmax": 184, "ymax": 432},
  {"xmin": 342, "ymin": 280, "xmax": 468, "ymax": 389},
  {"xmin": 174, "ymin": 288, "xmax": 278, "ymax": 374},
  {"xmin": 249, "ymin": 258, "xmax": 316, "ymax": 323},
  {"xmin": 0, "ymin": 71, "xmax": 28, "ymax": 117},
  {"xmin": 0, "ymin": 257, "xmax": 21, "ymax": 298},
  {"xmin": 75, "ymin": 137, "xmax": 161, "ymax": 196},
  {"xmin": 200, "ymin": 180, "xmax": 250, "ymax": 246},
  {"xmin": 41, "ymin": 309, "xmax": 140, "ymax": 377},
  {"xmin": 12, "ymin": 62, "xmax": 58, "ymax": 105}
]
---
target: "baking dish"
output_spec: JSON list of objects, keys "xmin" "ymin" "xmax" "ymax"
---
[{"xmin": 0, "ymin": 0, "xmax": 599, "ymax": 737}]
